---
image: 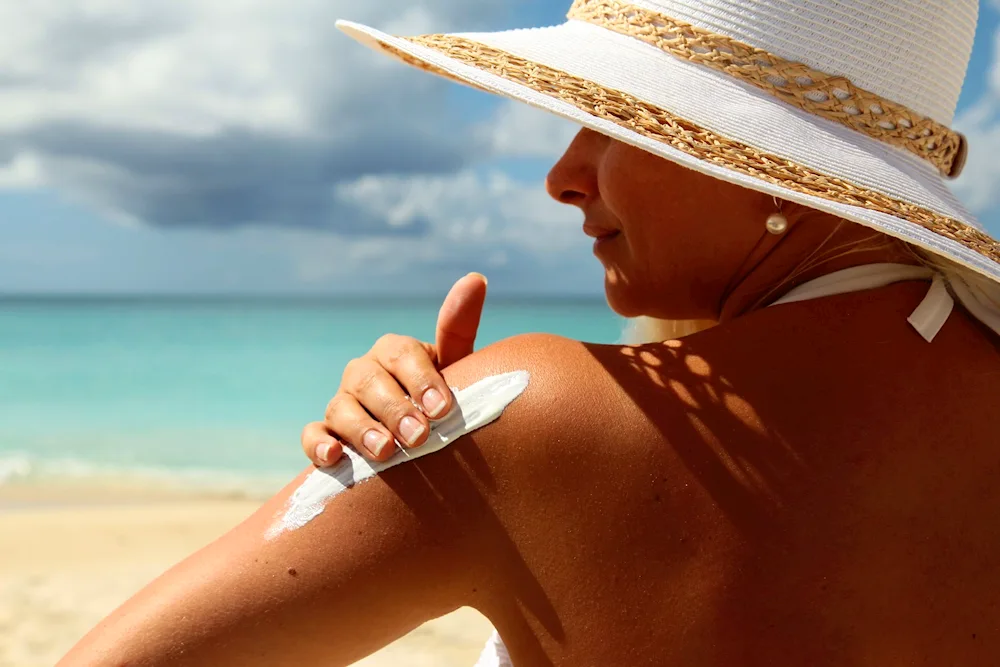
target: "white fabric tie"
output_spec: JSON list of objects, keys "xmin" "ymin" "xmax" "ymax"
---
[{"xmin": 906, "ymin": 273, "xmax": 954, "ymax": 343}]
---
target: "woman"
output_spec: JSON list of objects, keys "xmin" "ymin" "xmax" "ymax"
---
[{"xmin": 60, "ymin": 0, "xmax": 1000, "ymax": 665}]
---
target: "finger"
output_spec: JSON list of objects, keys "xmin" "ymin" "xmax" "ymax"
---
[
  {"xmin": 372, "ymin": 334, "xmax": 451, "ymax": 420},
  {"xmin": 324, "ymin": 391, "xmax": 399, "ymax": 462},
  {"xmin": 301, "ymin": 421, "xmax": 344, "ymax": 468},
  {"xmin": 343, "ymin": 354, "xmax": 432, "ymax": 449},
  {"xmin": 436, "ymin": 272, "xmax": 488, "ymax": 369}
]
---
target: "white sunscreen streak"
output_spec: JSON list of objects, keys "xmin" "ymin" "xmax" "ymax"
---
[{"xmin": 265, "ymin": 370, "xmax": 530, "ymax": 540}]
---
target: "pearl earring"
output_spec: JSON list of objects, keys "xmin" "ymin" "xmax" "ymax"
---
[{"xmin": 766, "ymin": 197, "xmax": 788, "ymax": 235}]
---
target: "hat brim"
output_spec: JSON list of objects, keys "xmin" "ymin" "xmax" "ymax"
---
[{"xmin": 337, "ymin": 18, "xmax": 1000, "ymax": 283}]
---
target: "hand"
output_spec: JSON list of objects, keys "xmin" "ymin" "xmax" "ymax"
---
[{"xmin": 301, "ymin": 273, "xmax": 488, "ymax": 467}]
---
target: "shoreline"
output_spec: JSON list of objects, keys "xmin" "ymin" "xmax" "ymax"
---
[
  {"xmin": 0, "ymin": 456, "xmax": 291, "ymax": 502},
  {"xmin": 0, "ymin": 470, "xmax": 285, "ymax": 510},
  {"xmin": 0, "ymin": 488, "xmax": 494, "ymax": 667}
]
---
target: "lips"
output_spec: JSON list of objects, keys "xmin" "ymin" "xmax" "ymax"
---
[{"xmin": 582, "ymin": 223, "xmax": 621, "ymax": 240}]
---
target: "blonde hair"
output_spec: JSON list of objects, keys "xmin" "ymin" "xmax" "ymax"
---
[
  {"xmin": 620, "ymin": 236, "xmax": 1000, "ymax": 346},
  {"xmin": 620, "ymin": 317, "xmax": 716, "ymax": 345}
]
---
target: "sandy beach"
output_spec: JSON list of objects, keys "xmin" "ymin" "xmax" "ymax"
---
[{"xmin": 0, "ymin": 482, "xmax": 494, "ymax": 667}]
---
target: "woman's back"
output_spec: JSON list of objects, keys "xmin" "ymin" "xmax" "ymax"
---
[{"xmin": 474, "ymin": 282, "xmax": 1000, "ymax": 665}]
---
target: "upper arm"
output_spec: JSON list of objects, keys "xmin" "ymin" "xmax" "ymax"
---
[{"xmin": 58, "ymin": 334, "xmax": 615, "ymax": 667}]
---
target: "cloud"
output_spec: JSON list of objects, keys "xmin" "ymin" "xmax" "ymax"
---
[
  {"xmin": 0, "ymin": 0, "xmax": 549, "ymax": 234},
  {"xmin": 953, "ymin": 18, "xmax": 1000, "ymax": 224},
  {"xmin": 312, "ymin": 167, "xmax": 587, "ymax": 290},
  {"xmin": 486, "ymin": 101, "xmax": 579, "ymax": 158},
  {"xmin": 953, "ymin": 99, "xmax": 1000, "ymax": 215},
  {"xmin": 0, "ymin": 172, "xmax": 601, "ymax": 296},
  {"xmin": 334, "ymin": 169, "xmax": 580, "ymax": 250},
  {"xmin": 0, "ymin": 0, "xmax": 604, "ymax": 297},
  {"xmin": 0, "ymin": 152, "xmax": 44, "ymax": 189},
  {"xmin": 3, "ymin": 121, "xmax": 474, "ymax": 233},
  {"xmin": 167, "ymin": 168, "xmax": 590, "ymax": 293}
]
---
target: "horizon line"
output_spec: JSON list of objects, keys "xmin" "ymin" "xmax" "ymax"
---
[{"xmin": 0, "ymin": 292, "xmax": 610, "ymax": 303}]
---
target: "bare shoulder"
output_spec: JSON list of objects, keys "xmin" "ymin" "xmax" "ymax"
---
[
  {"xmin": 440, "ymin": 332, "xmax": 633, "ymax": 444},
  {"xmin": 436, "ymin": 332, "xmax": 683, "ymax": 485},
  {"xmin": 427, "ymin": 334, "xmax": 744, "ymax": 659}
]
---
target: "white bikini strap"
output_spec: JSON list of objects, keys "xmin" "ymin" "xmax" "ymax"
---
[
  {"xmin": 771, "ymin": 264, "xmax": 935, "ymax": 307},
  {"xmin": 768, "ymin": 263, "xmax": 1000, "ymax": 343}
]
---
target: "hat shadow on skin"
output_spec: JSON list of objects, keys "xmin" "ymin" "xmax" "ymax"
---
[
  {"xmin": 606, "ymin": 338, "xmax": 803, "ymax": 532},
  {"xmin": 583, "ymin": 298, "xmax": 1000, "ymax": 661},
  {"xmin": 589, "ymin": 335, "xmax": 844, "ymax": 656}
]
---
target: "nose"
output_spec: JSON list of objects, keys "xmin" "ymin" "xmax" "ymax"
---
[{"xmin": 545, "ymin": 128, "xmax": 602, "ymax": 208}]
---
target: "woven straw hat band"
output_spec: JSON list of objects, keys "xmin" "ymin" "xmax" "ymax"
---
[
  {"xmin": 397, "ymin": 34, "xmax": 1000, "ymax": 265},
  {"xmin": 566, "ymin": 0, "xmax": 967, "ymax": 178},
  {"xmin": 337, "ymin": 0, "xmax": 1000, "ymax": 280}
]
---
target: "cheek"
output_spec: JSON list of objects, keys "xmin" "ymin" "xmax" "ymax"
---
[
  {"xmin": 596, "ymin": 149, "xmax": 766, "ymax": 314},
  {"xmin": 599, "ymin": 155, "xmax": 704, "ymax": 267},
  {"xmin": 591, "ymin": 143, "xmax": 779, "ymax": 319},
  {"xmin": 599, "ymin": 153, "xmax": 663, "ymax": 245}
]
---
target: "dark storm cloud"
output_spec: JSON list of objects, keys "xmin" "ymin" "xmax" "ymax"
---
[{"xmin": 10, "ymin": 108, "xmax": 478, "ymax": 232}]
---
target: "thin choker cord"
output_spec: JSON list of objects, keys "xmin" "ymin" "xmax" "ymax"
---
[
  {"xmin": 719, "ymin": 209, "xmax": 900, "ymax": 319},
  {"xmin": 744, "ymin": 224, "xmax": 898, "ymax": 313},
  {"xmin": 717, "ymin": 215, "xmax": 799, "ymax": 317}
]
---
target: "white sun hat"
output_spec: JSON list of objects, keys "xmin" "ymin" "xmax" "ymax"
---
[{"xmin": 336, "ymin": 0, "xmax": 1000, "ymax": 285}]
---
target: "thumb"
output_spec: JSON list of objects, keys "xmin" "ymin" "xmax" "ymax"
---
[{"xmin": 435, "ymin": 272, "xmax": 488, "ymax": 368}]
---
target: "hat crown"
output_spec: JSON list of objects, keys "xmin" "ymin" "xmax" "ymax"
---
[{"xmin": 631, "ymin": 0, "xmax": 978, "ymax": 125}]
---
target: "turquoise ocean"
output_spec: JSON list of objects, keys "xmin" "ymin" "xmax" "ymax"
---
[{"xmin": 0, "ymin": 298, "xmax": 623, "ymax": 496}]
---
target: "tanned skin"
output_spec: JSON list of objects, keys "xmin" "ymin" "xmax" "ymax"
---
[{"xmin": 59, "ymin": 131, "xmax": 1000, "ymax": 666}]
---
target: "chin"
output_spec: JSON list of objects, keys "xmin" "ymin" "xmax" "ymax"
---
[
  {"xmin": 605, "ymin": 281, "xmax": 704, "ymax": 321},
  {"xmin": 603, "ymin": 266, "xmax": 662, "ymax": 318},
  {"xmin": 604, "ymin": 283, "xmax": 643, "ymax": 318}
]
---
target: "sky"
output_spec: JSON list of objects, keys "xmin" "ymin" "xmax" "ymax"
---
[{"xmin": 1, "ymin": 0, "xmax": 999, "ymax": 296}]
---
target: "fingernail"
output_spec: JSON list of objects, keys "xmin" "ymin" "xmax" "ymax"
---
[
  {"xmin": 399, "ymin": 416, "xmax": 426, "ymax": 447},
  {"xmin": 316, "ymin": 442, "xmax": 333, "ymax": 465},
  {"xmin": 422, "ymin": 388, "xmax": 448, "ymax": 418},
  {"xmin": 468, "ymin": 272, "xmax": 488, "ymax": 286},
  {"xmin": 363, "ymin": 430, "xmax": 390, "ymax": 457}
]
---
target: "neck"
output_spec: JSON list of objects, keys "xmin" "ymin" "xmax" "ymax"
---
[{"xmin": 718, "ymin": 211, "xmax": 917, "ymax": 322}]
